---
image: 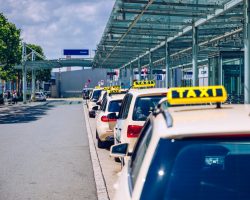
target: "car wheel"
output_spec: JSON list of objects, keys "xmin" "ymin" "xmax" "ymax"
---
[
  {"xmin": 114, "ymin": 157, "xmax": 121, "ymax": 163},
  {"xmin": 97, "ymin": 137, "xmax": 106, "ymax": 149},
  {"xmin": 96, "ymin": 130, "xmax": 98, "ymax": 139}
]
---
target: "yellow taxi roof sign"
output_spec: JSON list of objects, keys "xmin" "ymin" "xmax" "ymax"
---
[
  {"xmin": 133, "ymin": 80, "xmax": 156, "ymax": 88},
  {"xmin": 111, "ymin": 85, "xmax": 121, "ymax": 90},
  {"xmin": 104, "ymin": 85, "xmax": 121, "ymax": 91},
  {"xmin": 167, "ymin": 85, "xmax": 227, "ymax": 105},
  {"xmin": 108, "ymin": 89, "xmax": 121, "ymax": 94},
  {"xmin": 104, "ymin": 86, "xmax": 111, "ymax": 91}
]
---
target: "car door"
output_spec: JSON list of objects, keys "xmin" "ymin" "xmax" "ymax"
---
[
  {"xmin": 96, "ymin": 98, "xmax": 107, "ymax": 122},
  {"xmin": 114, "ymin": 94, "xmax": 133, "ymax": 144},
  {"xmin": 127, "ymin": 120, "xmax": 153, "ymax": 198},
  {"xmin": 108, "ymin": 99, "xmax": 123, "ymax": 131}
]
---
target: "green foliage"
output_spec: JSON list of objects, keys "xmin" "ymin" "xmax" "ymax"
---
[
  {"xmin": 0, "ymin": 13, "xmax": 51, "ymax": 82},
  {"xmin": 0, "ymin": 13, "xmax": 21, "ymax": 80},
  {"xmin": 26, "ymin": 43, "xmax": 51, "ymax": 82}
]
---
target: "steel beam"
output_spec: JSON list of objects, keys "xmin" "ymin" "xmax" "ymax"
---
[
  {"xmin": 122, "ymin": 0, "xmax": 224, "ymax": 9},
  {"xmin": 122, "ymin": 0, "xmax": 243, "ymax": 69},
  {"xmin": 244, "ymin": 0, "xmax": 250, "ymax": 103},
  {"xmin": 101, "ymin": 0, "xmax": 155, "ymax": 66}
]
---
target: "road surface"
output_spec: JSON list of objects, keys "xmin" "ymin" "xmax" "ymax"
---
[{"xmin": 0, "ymin": 100, "xmax": 97, "ymax": 200}]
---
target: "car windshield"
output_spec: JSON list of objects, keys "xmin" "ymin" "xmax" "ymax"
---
[
  {"xmin": 108, "ymin": 100, "xmax": 122, "ymax": 112},
  {"xmin": 133, "ymin": 95, "xmax": 165, "ymax": 121},
  {"xmin": 140, "ymin": 136, "xmax": 250, "ymax": 200},
  {"xmin": 92, "ymin": 90, "xmax": 102, "ymax": 100}
]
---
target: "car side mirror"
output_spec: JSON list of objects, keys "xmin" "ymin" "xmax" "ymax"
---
[
  {"xmin": 107, "ymin": 112, "xmax": 118, "ymax": 119},
  {"xmin": 110, "ymin": 143, "xmax": 128, "ymax": 158},
  {"xmin": 89, "ymin": 110, "xmax": 96, "ymax": 118},
  {"xmin": 92, "ymin": 105, "xmax": 99, "ymax": 111}
]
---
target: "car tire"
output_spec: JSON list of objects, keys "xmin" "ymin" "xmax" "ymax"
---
[
  {"xmin": 114, "ymin": 157, "xmax": 121, "ymax": 163},
  {"xmin": 97, "ymin": 137, "xmax": 106, "ymax": 149},
  {"xmin": 88, "ymin": 112, "xmax": 92, "ymax": 118},
  {"xmin": 96, "ymin": 130, "xmax": 98, "ymax": 139}
]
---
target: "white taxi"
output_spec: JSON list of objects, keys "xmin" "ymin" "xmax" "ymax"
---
[
  {"xmin": 114, "ymin": 80, "xmax": 167, "ymax": 153},
  {"xmin": 87, "ymin": 88, "xmax": 103, "ymax": 117},
  {"xmin": 95, "ymin": 93, "xmax": 125, "ymax": 148},
  {"xmin": 96, "ymin": 90, "xmax": 107, "ymax": 106},
  {"xmin": 111, "ymin": 86, "xmax": 250, "ymax": 200}
]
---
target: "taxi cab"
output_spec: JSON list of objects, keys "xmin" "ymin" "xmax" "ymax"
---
[
  {"xmin": 95, "ymin": 91, "xmax": 125, "ymax": 148},
  {"xmin": 87, "ymin": 87, "xmax": 103, "ymax": 117},
  {"xmin": 111, "ymin": 86, "xmax": 250, "ymax": 200},
  {"xmin": 114, "ymin": 80, "xmax": 167, "ymax": 153}
]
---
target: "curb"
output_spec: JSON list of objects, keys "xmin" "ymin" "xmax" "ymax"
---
[{"xmin": 83, "ymin": 105, "xmax": 109, "ymax": 200}]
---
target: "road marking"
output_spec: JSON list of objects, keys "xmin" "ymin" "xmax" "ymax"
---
[{"xmin": 83, "ymin": 105, "xmax": 109, "ymax": 200}]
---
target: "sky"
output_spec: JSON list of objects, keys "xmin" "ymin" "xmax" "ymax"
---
[{"xmin": 0, "ymin": 0, "xmax": 115, "ymax": 59}]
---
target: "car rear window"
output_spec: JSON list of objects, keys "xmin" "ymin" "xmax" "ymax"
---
[
  {"xmin": 108, "ymin": 100, "xmax": 122, "ymax": 112},
  {"xmin": 132, "ymin": 95, "xmax": 165, "ymax": 121},
  {"xmin": 140, "ymin": 136, "xmax": 250, "ymax": 200}
]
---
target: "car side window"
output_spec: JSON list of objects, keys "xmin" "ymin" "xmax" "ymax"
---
[
  {"xmin": 122, "ymin": 94, "xmax": 132, "ymax": 119},
  {"xmin": 129, "ymin": 120, "xmax": 152, "ymax": 189},
  {"xmin": 118, "ymin": 95, "xmax": 128, "ymax": 119},
  {"xmin": 101, "ymin": 98, "xmax": 107, "ymax": 111},
  {"xmin": 118, "ymin": 94, "xmax": 132, "ymax": 119}
]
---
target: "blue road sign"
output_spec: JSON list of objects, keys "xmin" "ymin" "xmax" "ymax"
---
[
  {"xmin": 157, "ymin": 74, "xmax": 163, "ymax": 80},
  {"xmin": 63, "ymin": 49, "xmax": 89, "ymax": 56}
]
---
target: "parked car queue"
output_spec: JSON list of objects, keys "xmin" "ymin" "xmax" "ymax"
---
[{"xmin": 86, "ymin": 83, "xmax": 250, "ymax": 200}]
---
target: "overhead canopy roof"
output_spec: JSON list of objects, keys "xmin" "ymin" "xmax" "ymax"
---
[
  {"xmin": 93, "ymin": 0, "xmax": 243, "ymax": 69},
  {"xmin": 15, "ymin": 58, "xmax": 93, "ymax": 70}
]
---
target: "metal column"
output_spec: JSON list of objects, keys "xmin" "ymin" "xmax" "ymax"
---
[
  {"xmin": 244, "ymin": 0, "xmax": 250, "ymax": 103},
  {"xmin": 165, "ymin": 42, "xmax": 170, "ymax": 88},
  {"xmin": 22, "ymin": 43, "xmax": 27, "ymax": 104},
  {"xmin": 129, "ymin": 63, "xmax": 133, "ymax": 86},
  {"xmin": 120, "ymin": 68, "xmax": 123, "ymax": 86},
  {"xmin": 138, "ymin": 58, "xmax": 141, "ymax": 81},
  {"xmin": 192, "ymin": 26, "xmax": 199, "ymax": 86},
  {"xmin": 31, "ymin": 50, "xmax": 36, "ymax": 101},
  {"xmin": 149, "ymin": 52, "xmax": 153, "ymax": 80}
]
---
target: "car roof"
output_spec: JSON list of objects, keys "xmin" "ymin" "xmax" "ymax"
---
[
  {"xmin": 127, "ymin": 88, "xmax": 167, "ymax": 96},
  {"xmin": 153, "ymin": 104, "xmax": 250, "ymax": 139},
  {"xmin": 107, "ymin": 93, "xmax": 125, "ymax": 101},
  {"xmin": 93, "ymin": 88, "xmax": 103, "ymax": 92}
]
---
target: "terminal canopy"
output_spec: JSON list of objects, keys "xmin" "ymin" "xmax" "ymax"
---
[
  {"xmin": 93, "ymin": 0, "xmax": 243, "ymax": 69},
  {"xmin": 15, "ymin": 58, "xmax": 93, "ymax": 70}
]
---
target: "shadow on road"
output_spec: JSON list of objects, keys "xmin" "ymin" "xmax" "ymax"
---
[{"xmin": 0, "ymin": 103, "xmax": 55, "ymax": 124}]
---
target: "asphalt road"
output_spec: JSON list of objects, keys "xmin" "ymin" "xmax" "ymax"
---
[{"xmin": 0, "ymin": 100, "xmax": 97, "ymax": 200}]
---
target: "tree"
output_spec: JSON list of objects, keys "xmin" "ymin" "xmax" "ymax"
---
[
  {"xmin": 26, "ymin": 43, "xmax": 51, "ymax": 82},
  {"xmin": 0, "ymin": 13, "xmax": 21, "ymax": 80}
]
